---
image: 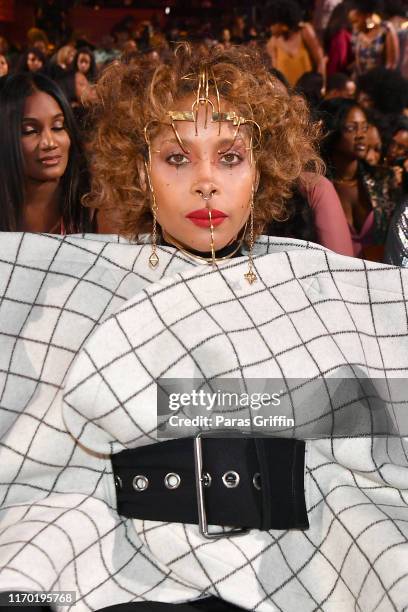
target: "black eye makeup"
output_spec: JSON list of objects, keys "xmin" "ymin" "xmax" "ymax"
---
[
  {"xmin": 166, "ymin": 153, "xmax": 190, "ymax": 166},
  {"xmin": 219, "ymin": 151, "xmax": 244, "ymax": 165}
]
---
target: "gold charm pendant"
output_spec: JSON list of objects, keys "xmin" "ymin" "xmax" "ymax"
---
[
  {"xmin": 244, "ymin": 268, "xmax": 257, "ymax": 284},
  {"xmin": 149, "ymin": 250, "xmax": 159, "ymax": 268}
]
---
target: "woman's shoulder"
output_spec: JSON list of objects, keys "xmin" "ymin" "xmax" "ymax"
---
[
  {"xmin": 298, "ymin": 172, "xmax": 336, "ymax": 198},
  {"xmin": 382, "ymin": 20, "xmax": 396, "ymax": 33},
  {"xmin": 300, "ymin": 22, "xmax": 318, "ymax": 41}
]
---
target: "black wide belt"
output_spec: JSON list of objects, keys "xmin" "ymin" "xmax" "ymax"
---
[{"xmin": 112, "ymin": 435, "xmax": 309, "ymax": 539}]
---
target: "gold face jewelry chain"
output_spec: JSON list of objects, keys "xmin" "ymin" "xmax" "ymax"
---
[{"xmin": 208, "ymin": 209, "xmax": 216, "ymax": 268}]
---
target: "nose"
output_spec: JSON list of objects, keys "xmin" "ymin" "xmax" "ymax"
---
[
  {"xmin": 191, "ymin": 158, "xmax": 219, "ymax": 201},
  {"xmin": 355, "ymin": 130, "xmax": 366, "ymax": 142},
  {"xmin": 40, "ymin": 128, "xmax": 57, "ymax": 150}
]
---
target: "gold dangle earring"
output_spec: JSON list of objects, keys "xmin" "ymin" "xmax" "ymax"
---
[
  {"xmin": 144, "ymin": 161, "xmax": 160, "ymax": 269},
  {"xmin": 244, "ymin": 186, "xmax": 257, "ymax": 285}
]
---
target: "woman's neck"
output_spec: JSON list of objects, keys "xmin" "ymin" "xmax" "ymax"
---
[
  {"xmin": 282, "ymin": 28, "xmax": 296, "ymax": 40},
  {"xmin": 161, "ymin": 231, "xmax": 242, "ymax": 261},
  {"xmin": 331, "ymin": 154, "xmax": 359, "ymax": 181},
  {"xmin": 22, "ymin": 180, "xmax": 62, "ymax": 233}
]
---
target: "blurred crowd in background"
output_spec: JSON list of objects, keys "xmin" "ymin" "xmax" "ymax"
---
[{"xmin": 1, "ymin": 0, "xmax": 408, "ymax": 265}]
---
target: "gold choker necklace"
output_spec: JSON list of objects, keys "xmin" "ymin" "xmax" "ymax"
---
[{"xmin": 162, "ymin": 231, "xmax": 245, "ymax": 265}]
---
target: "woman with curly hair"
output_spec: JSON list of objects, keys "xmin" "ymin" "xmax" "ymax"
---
[
  {"xmin": 1, "ymin": 44, "xmax": 408, "ymax": 612},
  {"xmin": 88, "ymin": 44, "xmax": 352, "ymax": 255},
  {"xmin": 86, "ymin": 44, "xmax": 324, "ymax": 251}
]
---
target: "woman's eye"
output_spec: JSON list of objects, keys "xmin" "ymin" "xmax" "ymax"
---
[
  {"xmin": 220, "ymin": 152, "xmax": 242, "ymax": 165},
  {"xmin": 166, "ymin": 153, "xmax": 189, "ymax": 165},
  {"xmin": 21, "ymin": 127, "xmax": 37, "ymax": 136},
  {"xmin": 52, "ymin": 124, "xmax": 65, "ymax": 131}
]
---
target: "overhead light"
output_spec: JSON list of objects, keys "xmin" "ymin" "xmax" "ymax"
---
[{"xmin": 165, "ymin": 7, "xmax": 171, "ymax": 14}]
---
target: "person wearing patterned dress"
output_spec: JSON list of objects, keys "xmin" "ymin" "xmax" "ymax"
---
[{"xmin": 348, "ymin": 0, "xmax": 400, "ymax": 76}]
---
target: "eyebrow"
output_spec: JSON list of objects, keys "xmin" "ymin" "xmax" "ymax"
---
[
  {"xmin": 159, "ymin": 136, "xmax": 248, "ymax": 148},
  {"xmin": 22, "ymin": 113, "xmax": 65, "ymax": 121}
]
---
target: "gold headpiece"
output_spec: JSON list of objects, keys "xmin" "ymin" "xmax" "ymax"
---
[{"xmin": 144, "ymin": 63, "xmax": 261, "ymax": 162}]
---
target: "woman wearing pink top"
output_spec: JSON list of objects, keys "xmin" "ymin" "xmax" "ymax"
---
[
  {"xmin": 319, "ymin": 97, "xmax": 397, "ymax": 261},
  {"xmin": 268, "ymin": 172, "xmax": 354, "ymax": 257},
  {"xmin": 299, "ymin": 173, "xmax": 354, "ymax": 256}
]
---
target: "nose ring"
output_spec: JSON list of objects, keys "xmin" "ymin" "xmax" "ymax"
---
[{"xmin": 198, "ymin": 190, "xmax": 214, "ymax": 201}]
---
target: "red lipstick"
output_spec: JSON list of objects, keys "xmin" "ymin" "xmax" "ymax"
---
[{"xmin": 186, "ymin": 208, "xmax": 227, "ymax": 228}]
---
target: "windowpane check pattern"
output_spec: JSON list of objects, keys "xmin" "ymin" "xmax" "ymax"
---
[{"xmin": 1, "ymin": 232, "xmax": 408, "ymax": 611}]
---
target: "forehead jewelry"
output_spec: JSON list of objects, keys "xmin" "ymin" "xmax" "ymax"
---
[{"xmin": 143, "ymin": 65, "xmax": 262, "ymax": 160}]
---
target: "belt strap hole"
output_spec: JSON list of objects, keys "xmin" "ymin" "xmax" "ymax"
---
[
  {"xmin": 253, "ymin": 472, "xmax": 261, "ymax": 490},
  {"xmin": 222, "ymin": 471, "xmax": 240, "ymax": 488}
]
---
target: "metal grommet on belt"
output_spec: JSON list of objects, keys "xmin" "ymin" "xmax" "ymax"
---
[
  {"xmin": 132, "ymin": 475, "xmax": 149, "ymax": 492},
  {"xmin": 114, "ymin": 475, "xmax": 123, "ymax": 490},
  {"xmin": 253, "ymin": 472, "xmax": 261, "ymax": 490},
  {"xmin": 222, "ymin": 471, "xmax": 240, "ymax": 488},
  {"xmin": 164, "ymin": 472, "xmax": 181, "ymax": 489}
]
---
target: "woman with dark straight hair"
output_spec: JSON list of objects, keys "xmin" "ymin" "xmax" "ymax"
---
[
  {"xmin": 0, "ymin": 72, "xmax": 93, "ymax": 233},
  {"xmin": 72, "ymin": 46, "xmax": 97, "ymax": 83},
  {"xmin": 16, "ymin": 47, "xmax": 47, "ymax": 74}
]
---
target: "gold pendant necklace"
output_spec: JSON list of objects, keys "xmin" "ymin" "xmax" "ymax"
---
[{"xmin": 333, "ymin": 176, "xmax": 358, "ymax": 186}]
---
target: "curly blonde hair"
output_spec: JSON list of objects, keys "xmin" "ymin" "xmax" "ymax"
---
[{"xmin": 85, "ymin": 44, "xmax": 323, "ymax": 239}]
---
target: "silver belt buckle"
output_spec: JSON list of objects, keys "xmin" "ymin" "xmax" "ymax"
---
[{"xmin": 193, "ymin": 432, "xmax": 250, "ymax": 540}]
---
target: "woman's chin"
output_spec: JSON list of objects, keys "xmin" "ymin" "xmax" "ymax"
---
[
  {"xmin": 183, "ymin": 241, "xmax": 230, "ymax": 253},
  {"xmin": 186, "ymin": 235, "xmax": 237, "ymax": 253},
  {"xmin": 163, "ymin": 229, "xmax": 237, "ymax": 253}
]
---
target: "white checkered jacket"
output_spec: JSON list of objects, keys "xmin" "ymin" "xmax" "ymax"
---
[{"xmin": 0, "ymin": 233, "xmax": 407, "ymax": 612}]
